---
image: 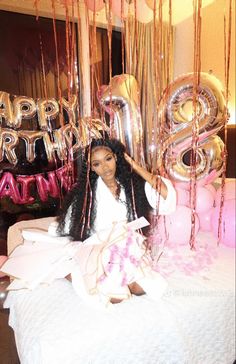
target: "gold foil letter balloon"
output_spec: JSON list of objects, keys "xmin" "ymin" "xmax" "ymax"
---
[
  {"xmin": 98, "ymin": 74, "xmax": 146, "ymax": 167},
  {"xmin": 158, "ymin": 72, "xmax": 228, "ymax": 184}
]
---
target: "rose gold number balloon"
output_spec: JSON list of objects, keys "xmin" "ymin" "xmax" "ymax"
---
[
  {"xmin": 98, "ymin": 74, "xmax": 146, "ymax": 167},
  {"xmin": 158, "ymin": 72, "xmax": 228, "ymax": 184}
]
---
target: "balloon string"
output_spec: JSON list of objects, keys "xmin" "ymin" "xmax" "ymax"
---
[
  {"xmin": 90, "ymin": 2, "xmax": 102, "ymax": 116},
  {"xmin": 189, "ymin": 0, "xmax": 202, "ymax": 249},
  {"xmin": 65, "ymin": 0, "xmax": 77, "ymax": 185},
  {"xmin": 134, "ymin": 0, "xmax": 138, "ymax": 74},
  {"xmin": 121, "ymin": 0, "xmax": 125, "ymax": 74},
  {"xmin": 76, "ymin": 1, "xmax": 84, "ymax": 118},
  {"xmin": 218, "ymin": 0, "xmax": 232, "ymax": 244},
  {"xmin": 90, "ymin": 6, "xmax": 95, "ymax": 114},
  {"xmin": 34, "ymin": 0, "xmax": 63, "ymax": 201},
  {"xmin": 51, "ymin": 0, "xmax": 64, "ymax": 127},
  {"xmin": 64, "ymin": 1, "xmax": 72, "ymax": 102},
  {"xmin": 160, "ymin": 0, "xmax": 173, "ymax": 177},
  {"xmin": 158, "ymin": 0, "xmax": 163, "ymax": 95},
  {"xmin": 71, "ymin": 2, "xmax": 77, "ymax": 93},
  {"xmin": 106, "ymin": 0, "xmax": 114, "ymax": 136},
  {"xmin": 224, "ymin": 0, "xmax": 232, "ymax": 101},
  {"xmin": 166, "ymin": 0, "xmax": 173, "ymax": 87},
  {"xmin": 150, "ymin": 0, "xmax": 157, "ymax": 173}
]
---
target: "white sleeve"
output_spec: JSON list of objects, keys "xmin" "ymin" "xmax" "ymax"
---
[{"xmin": 144, "ymin": 177, "xmax": 176, "ymax": 215}]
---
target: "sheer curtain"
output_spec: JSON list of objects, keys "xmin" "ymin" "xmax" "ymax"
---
[{"xmin": 124, "ymin": 16, "xmax": 174, "ymax": 168}]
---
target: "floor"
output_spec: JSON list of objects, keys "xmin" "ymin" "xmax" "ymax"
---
[
  {"xmin": 0, "ymin": 309, "xmax": 20, "ymax": 364},
  {"xmin": 0, "ymin": 277, "xmax": 20, "ymax": 364}
]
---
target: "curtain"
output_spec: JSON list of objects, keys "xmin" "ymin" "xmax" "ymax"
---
[{"xmin": 124, "ymin": 16, "xmax": 174, "ymax": 168}]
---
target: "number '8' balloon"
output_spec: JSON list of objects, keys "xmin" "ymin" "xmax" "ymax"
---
[{"xmin": 158, "ymin": 72, "xmax": 229, "ymax": 184}]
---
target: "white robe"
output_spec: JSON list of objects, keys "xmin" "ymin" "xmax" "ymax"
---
[
  {"xmin": 64, "ymin": 176, "xmax": 176, "ymax": 235},
  {"xmin": 2, "ymin": 177, "xmax": 176, "ymax": 304}
]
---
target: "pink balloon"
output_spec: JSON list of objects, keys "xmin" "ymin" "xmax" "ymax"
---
[
  {"xmin": 211, "ymin": 199, "xmax": 236, "ymax": 248},
  {"xmin": 174, "ymin": 181, "xmax": 190, "ymax": 191},
  {"xmin": 205, "ymin": 184, "xmax": 216, "ymax": 199},
  {"xmin": 195, "ymin": 187, "xmax": 214, "ymax": 213},
  {"xmin": 198, "ymin": 208, "xmax": 214, "ymax": 232},
  {"xmin": 0, "ymin": 255, "xmax": 8, "ymax": 278},
  {"xmin": 16, "ymin": 175, "xmax": 35, "ymax": 204},
  {"xmin": 158, "ymin": 205, "xmax": 200, "ymax": 245},
  {"xmin": 0, "ymin": 172, "xmax": 23, "ymax": 204},
  {"xmin": 111, "ymin": 0, "xmax": 129, "ymax": 18},
  {"xmin": 215, "ymin": 181, "xmax": 236, "ymax": 206},
  {"xmin": 85, "ymin": 0, "xmax": 105, "ymax": 12},
  {"xmin": 35, "ymin": 173, "xmax": 60, "ymax": 202},
  {"xmin": 136, "ymin": 0, "xmax": 153, "ymax": 23},
  {"xmin": 176, "ymin": 187, "xmax": 190, "ymax": 206}
]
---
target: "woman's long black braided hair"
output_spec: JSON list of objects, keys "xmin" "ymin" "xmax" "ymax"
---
[{"xmin": 57, "ymin": 138, "xmax": 152, "ymax": 241}]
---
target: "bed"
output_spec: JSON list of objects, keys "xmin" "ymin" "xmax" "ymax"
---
[{"xmin": 4, "ymin": 218, "xmax": 236, "ymax": 364}]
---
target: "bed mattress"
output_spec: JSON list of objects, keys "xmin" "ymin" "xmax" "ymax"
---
[{"xmin": 4, "ymin": 232, "xmax": 235, "ymax": 364}]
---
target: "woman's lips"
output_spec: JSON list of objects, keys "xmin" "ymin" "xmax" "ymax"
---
[{"xmin": 103, "ymin": 171, "xmax": 112, "ymax": 177}]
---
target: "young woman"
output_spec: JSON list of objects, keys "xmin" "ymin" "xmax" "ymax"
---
[
  {"xmin": 57, "ymin": 137, "xmax": 176, "ymax": 303},
  {"xmin": 57, "ymin": 137, "xmax": 176, "ymax": 238}
]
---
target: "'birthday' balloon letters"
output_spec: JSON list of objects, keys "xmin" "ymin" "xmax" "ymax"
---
[
  {"xmin": 0, "ymin": 91, "xmax": 106, "ymax": 165},
  {"xmin": 0, "ymin": 91, "xmax": 108, "ymax": 205}
]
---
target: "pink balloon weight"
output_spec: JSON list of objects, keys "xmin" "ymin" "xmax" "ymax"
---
[
  {"xmin": 195, "ymin": 187, "xmax": 214, "ymax": 213},
  {"xmin": 176, "ymin": 187, "xmax": 190, "ymax": 206},
  {"xmin": 158, "ymin": 205, "xmax": 199, "ymax": 245},
  {"xmin": 215, "ymin": 181, "xmax": 236, "ymax": 206},
  {"xmin": 211, "ymin": 199, "xmax": 236, "ymax": 248},
  {"xmin": 198, "ymin": 207, "xmax": 214, "ymax": 232},
  {"xmin": 0, "ymin": 255, "xmax": 8, "ymax": 278}
]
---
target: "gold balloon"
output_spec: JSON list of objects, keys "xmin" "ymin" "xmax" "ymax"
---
[
  {"xmin": 18, "ymin": 130, "xmax": 44, "ymax": 163},
  {"xmin": 79, "ymin": 117, "xmax": 110, "ymax": 147},
  {"xmin": 158, "ymin": 72, "xmax": 228, "ymax": 183},
  {"xmin": 13, "ymin": 96, "xmax": 37, "ymax": 129},
  {"xmin": 60, "ymin": 124, "xmax": 80, "ymax": 156},
  {"xmin": 62, "ymin": 95, "xmax": 78, "ymax": 125},
  {"xmin": 42, "ymin": 130, "xmax": 67, "ymax": 163},
  {"xmin": 0, "ymin": 91, "xmax": 13, "ymax": 127},
  {"xmin": 37, "ymin": 98, "xmax": 59, "ymax": 130},
  {"xmin": 98, "ymin": 74, "xmax": 146, "ymax": 167},
  {"xmin": 0, "ymin": 128, "xmax": 19, "ymax": 165}
]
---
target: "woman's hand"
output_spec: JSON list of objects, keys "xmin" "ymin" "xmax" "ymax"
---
[
  {"xmin": 124, "ymin": 152, "xmax": 167, "ymax": 199},
  {"xmin": 124, "ymin": 152, "xmax": 139, "ymax": 172}
]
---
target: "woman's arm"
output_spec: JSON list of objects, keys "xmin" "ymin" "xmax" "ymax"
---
[{"xmin": 124, "ymin": 153, "xmax": 168, "ymax": 199}]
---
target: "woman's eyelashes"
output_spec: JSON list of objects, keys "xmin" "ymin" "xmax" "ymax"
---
[
  {"xmin": 106, "ymin": 155, "xmax": 113, "ymax": 161},
  {"xmin": 92, "ymin": 162, "xmax": 99, "ymax": 168},
  {"xmin": 91, "ymin": 154, "xmax": 115, "ymax": 168}
]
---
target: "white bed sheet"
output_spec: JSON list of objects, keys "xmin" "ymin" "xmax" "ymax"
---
[{"xmin": 4, "ymin": 232, "xmax": 235, "ymax": 364}]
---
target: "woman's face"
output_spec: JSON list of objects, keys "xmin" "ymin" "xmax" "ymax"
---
[{"xmin": 90, "ymin": 146, "xmax": 117, "ymax": 183}]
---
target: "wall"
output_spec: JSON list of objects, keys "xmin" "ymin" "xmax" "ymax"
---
[{"xmin": 174, "ymin": 0, "xmax": 235, "ymax": 125}]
